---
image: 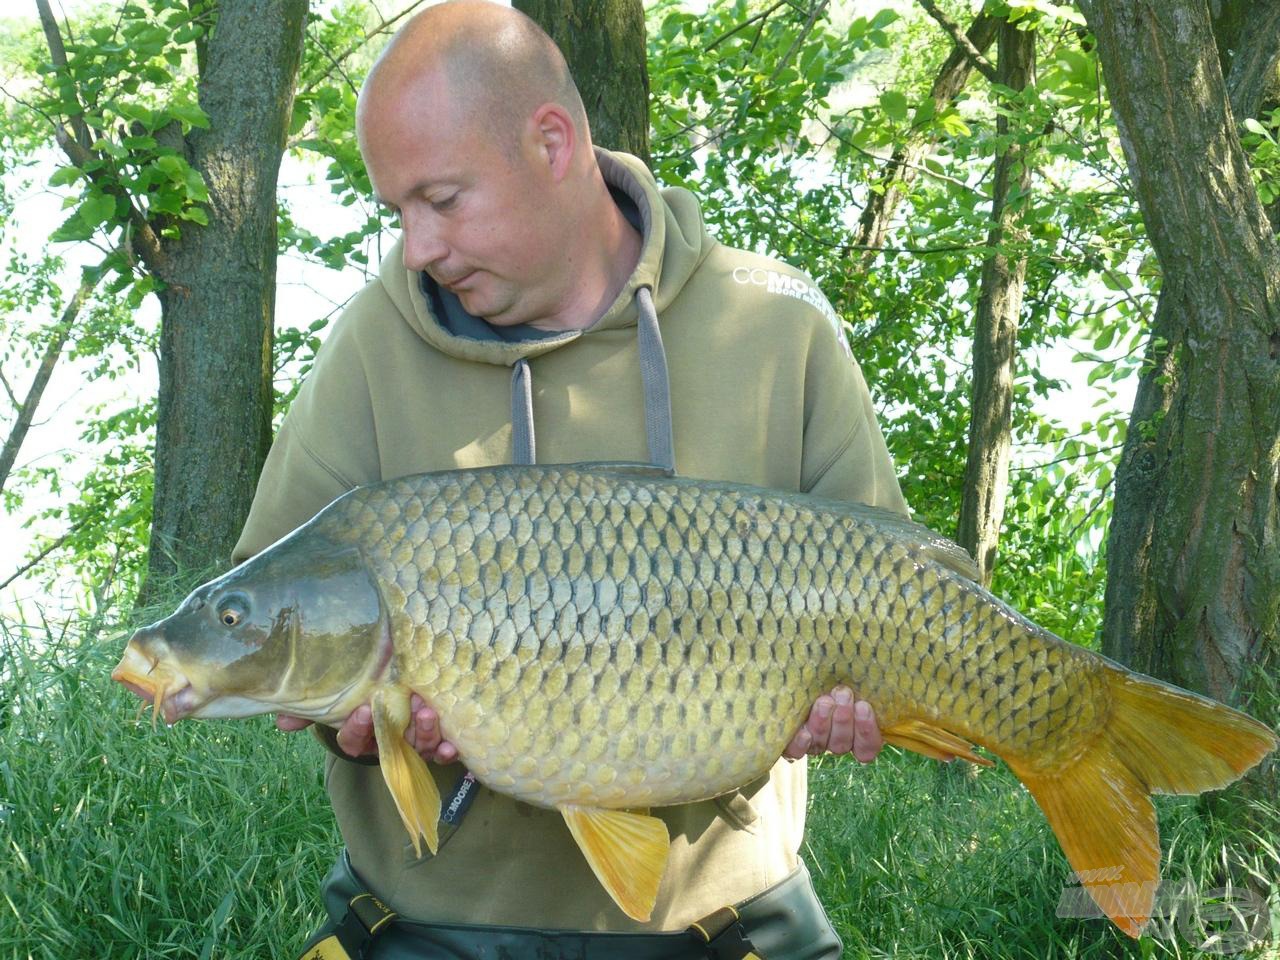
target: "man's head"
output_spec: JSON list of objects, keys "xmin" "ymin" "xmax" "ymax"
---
[{"xmin": 357, "ymin": 0, "xmax": 603, "ymax": 329}]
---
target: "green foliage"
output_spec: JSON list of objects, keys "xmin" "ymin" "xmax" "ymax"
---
[
  {"xmin": 1241, "ymin": 109, "xmax": 1280, "ymax": 208},
  {"xmin": 33, "ymin": 0, "xmax": 213, "ymax": 254},
  {"xmin": 647, "ymin": 0, "xmax": 1151, "ymax": 633}
]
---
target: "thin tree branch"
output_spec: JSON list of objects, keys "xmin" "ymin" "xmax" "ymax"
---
[
  {"xmin": 33, "ymin": 2, "xmax": 169, "ymax": 274},
  {"xmin": 770, "ymin": 0, "xmax": 830, "ymax": 84},
  {"xmin": 1011, "ymin": 443, "xmax": 1124, "ymax": 472},
  {"xmin": 818, "ymin": 117, "xmax": 989, "ymax": 197},
  {"xmin": 0, "ymin": 520, "xmax": 86, "ymax": 592},
  {"xmin": 0, "ymin": 256, "xmax": 110, "ymax": 496},
  {"xmin": 0, "ymin": 368, "xmax": 17, "ymax": 408},
  {"xmin": 917, "ymin": 0, "xmax": 998, "ymax": 83},
  {"xmin": 704, "ymin": 0, "xmax": 788, "ymax": 53},
  {"xmin": 298, "ymin": 0, "xmax": 433, "ymax": 98},
  {"xmin": 34, "ymin": 0, "xmax": 94, "ymax": 151}
]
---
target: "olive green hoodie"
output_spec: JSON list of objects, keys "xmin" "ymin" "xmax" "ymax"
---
[{"xmin": 234, "ymin": 150, "xmax": 906, "ymax": 931}]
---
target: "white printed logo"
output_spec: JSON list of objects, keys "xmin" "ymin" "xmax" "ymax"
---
[{"xmin": 731, "ymin": 266, "xmax": 853, "ymax": 360}]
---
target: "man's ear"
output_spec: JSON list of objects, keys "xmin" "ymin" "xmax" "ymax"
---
[{"xmin": 529, "ymin": 103, "xmax": 577, "ymax": 182}]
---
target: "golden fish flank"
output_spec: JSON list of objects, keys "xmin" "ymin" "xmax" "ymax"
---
[{"xmin": 113, "ymin": 463, "xmax": 1277, "ymax": 934}]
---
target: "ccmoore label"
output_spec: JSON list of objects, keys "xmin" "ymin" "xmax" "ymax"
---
[{"xmin": 732, "ymin": 266, "xmax": 852, "ymax": 360}]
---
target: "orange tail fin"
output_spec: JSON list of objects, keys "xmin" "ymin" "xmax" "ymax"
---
[{"xmin": 1007, "ymin": 669, "xmax": 1277, "ymax": 938}]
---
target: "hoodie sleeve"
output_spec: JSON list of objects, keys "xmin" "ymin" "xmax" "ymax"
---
[
  {"xmin": 798, "ymin": 315, "xmax": 909, "ymax": 517},
  {"xmin": 232, "ymin": 284, "xmax": 385, "ymax": 564}
]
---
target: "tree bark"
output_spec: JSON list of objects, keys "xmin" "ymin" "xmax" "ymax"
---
[
  {"xmin": 144, "ymin": 0, "xmax": 309, "ymax": 597},
  {"xmin": 851, "ymin": 10, "xmax": 999, "ymax": 267},
  {"xmin": 513, "ymin": 0, "xmax": 649, "ymax": 164},
  {"xmin": 1078, "ymin": 1, "xmax": 1280, "ymax": 744},
  {"xmin": 956, "ymin": 20, "xmax": 1035, "ymax": 586},
  {"xmin": 1208, "ymin": 0, "xmax": 1280, "ymax": 119}
]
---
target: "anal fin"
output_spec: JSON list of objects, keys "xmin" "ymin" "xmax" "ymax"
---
[
  {"xmin": 370, "ymin": 688, "xmax": 441, "ymax": 857},
  {"xmin": 560, "ymin": 805, "xmax": 669, "ymax": 921},
  {"xmin": 883, "ymin": 718, "xmax": 993, "ymax": 766}
]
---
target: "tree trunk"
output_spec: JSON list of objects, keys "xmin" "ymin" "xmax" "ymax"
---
[
  {"xmin": 143, "ymin": 0, "xmax": 308, "ymax": 599},
  {"xmin": 852, "ymin": 10, "xmax": 999, "ymax": 266},
  {"xmin": 1078, "ymin": 0, "xmax": 1280, "ymax": 765},
  {"xmin": 513, "ymin": 0, "xmax": 649, "ymax": 164},
  {"xmin": 956, "ymin": 21, "xmax": 1035, "ymax": 586}
]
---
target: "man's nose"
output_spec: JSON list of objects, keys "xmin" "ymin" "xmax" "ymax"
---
[{"xmin": 400, "ymin": 211, "xmax": 449, "ymax": 272}]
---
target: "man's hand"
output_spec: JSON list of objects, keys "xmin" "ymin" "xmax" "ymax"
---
[
  {"xmin": 784, "ymin": 686, "xmax": 882, "ymax": 763},
  {"xmin": 276, "ymin": 693, "xmax": 460, "ymax": 764}
]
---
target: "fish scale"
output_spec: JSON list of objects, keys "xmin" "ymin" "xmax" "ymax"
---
[{"xmin": 114, "ymin": 462, "xmax": 1277, "ymax": 932}]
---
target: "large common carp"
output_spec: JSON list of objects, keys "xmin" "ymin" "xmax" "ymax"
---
[{"xmin": 113, "ymin": 464, "xmax": 1276, "ymax": 935}]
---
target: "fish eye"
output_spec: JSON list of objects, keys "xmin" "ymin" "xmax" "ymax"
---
[{"xmin": 217, "ymin": 595, "xmax": 249, "ymax": 627}]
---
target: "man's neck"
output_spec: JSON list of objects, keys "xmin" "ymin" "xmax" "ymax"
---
[{"xmin": 527, "ymin": 175, "xmax": 643, "ymax": 333}]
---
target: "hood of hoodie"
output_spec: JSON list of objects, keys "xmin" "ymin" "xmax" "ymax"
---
[{"xmin": 375, "ymin": 149, "xmax": 715, "ymax": 368}]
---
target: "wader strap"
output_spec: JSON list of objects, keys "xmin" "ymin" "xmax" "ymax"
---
[
  {"xmin": 687, "ymin": 905, "xmax": 765, "ymax": 960},
  {"xmin": 299, "ymin": 893, "xmax": 397, "ymax": 960}
]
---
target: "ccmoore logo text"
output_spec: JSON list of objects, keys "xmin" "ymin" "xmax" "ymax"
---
[{"xmin": 732, "ymin": 266, "xmax": 851, "ymax": 359}]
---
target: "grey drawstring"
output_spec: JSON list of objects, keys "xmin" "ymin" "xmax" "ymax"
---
[
  {"xmin": 635, "ymin": 286, "xmax": 675, "ymax": 473},
  {"xmin": 508, "ymin": 285, "xmax": 676, "ymax": 472},
  {"xmin": 511, "ymin": 358, "xmax": 536, "ymax": 465}
]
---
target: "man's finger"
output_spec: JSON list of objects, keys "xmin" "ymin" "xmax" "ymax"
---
[
  {"xmin": 432, "ymin": 740, "xmax": 459, "ymax": 764},
  {"xmin": 276, "ymin": 714, "xmax": 313, "ymax": 732},
  {"xmin": 806, "ymin": 695, "xmax": 835, "ymax": 753},
  {"xmin": 336, "ymin": 704, "xmax": 376, "ymax": 758},
  {"xmin": 826, "ymin": 687, "xmax": 856, "ymax": 755},
  {"xmin": 783, "ymin": 728, "xmax": 813, "ymax": 761},
  {"xmin": 852, "ymin": 700, "xmax": 883, "ymax": 764}
]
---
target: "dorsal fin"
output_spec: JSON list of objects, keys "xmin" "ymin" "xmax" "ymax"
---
[{"xmin": 840, "ymin": 502, "xmax": 981, "ymax": 582}]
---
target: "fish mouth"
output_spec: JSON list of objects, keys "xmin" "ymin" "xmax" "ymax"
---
[{"xmin": 111, "ymin": 642, "xmax": 200, "ymax": 727}]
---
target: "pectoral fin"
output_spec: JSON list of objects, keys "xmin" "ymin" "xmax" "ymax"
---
[
  {"xmin": 560, "ymin": 805, "xmax": 669, "ymax": 921},
  {"xmin": 883, "ymin": 718, "xmax": 993, "ymax": 766},
  {"xmin": 370, "ymin": 688, "xmax": 441, "ymax": 857}
]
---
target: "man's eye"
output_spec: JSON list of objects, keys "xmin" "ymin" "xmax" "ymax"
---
[{"xmin": 431, "ymin": 194, "xmax": 457, "ymax": 212}]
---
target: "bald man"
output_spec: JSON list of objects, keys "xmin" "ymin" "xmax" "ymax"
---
[{"xmin": 235, "ymin": 2, "xmax": 911, "ymax": 957}]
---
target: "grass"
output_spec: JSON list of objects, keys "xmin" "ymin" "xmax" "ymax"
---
[
  {"xmin": 1, "ymin": 614, "xmax": 337, "ymax": 960},
  {"xmin": 2, "ymin": 613, "xmax": 1276, "ymax": 959},
  {"xmin": 805, "ymin": 752, "xmax": 1280, "ymax": 958}
]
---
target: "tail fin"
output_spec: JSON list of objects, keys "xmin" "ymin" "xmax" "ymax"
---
[{"xmin": 1007, "ymin": 668, "xmax": 1277, "ymax": 938}]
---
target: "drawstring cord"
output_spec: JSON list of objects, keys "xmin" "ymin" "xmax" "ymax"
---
[{"xmin": 508, "ymin": 285, "xmax": 675, "ymax": 472}]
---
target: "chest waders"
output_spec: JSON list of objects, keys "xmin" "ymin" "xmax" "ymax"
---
[{"xmin": 296, "ymin": 850, "xmax": 842, "ymax": 960}]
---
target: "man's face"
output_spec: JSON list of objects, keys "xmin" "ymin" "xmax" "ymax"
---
[{"xmin": 358, "ymin": 72, "xmax": 567, "ymax": 328}]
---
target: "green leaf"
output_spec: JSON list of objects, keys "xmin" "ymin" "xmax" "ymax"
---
[
  {"xmin": 182, "ymin": 206, "xmax": 209, "ymax": 226},
  {"xmin": 49, "ymin": 166, "xmax": 83, "ymax": 187},
  {"xmin": 869, "ymin": 8, "xmax": 899, "ymax": 30},
  {"xmin": 879, "ymin": 90, "xmax": 909, "ymax": 122},
  {"xmin": 79, "ymin": 194, "xmax": 117, "ymax": 228},
  {"xmin": 1242, "ymin": 117, "xmax": 1272, "ymax": 140},
  {"xmin": 154, "ymin": 155, "xmax": 185, "ymax": 177},
  {"xmin": 168, "ymin": 102, "xmax": 210, "ymax": 132},
  {"xmin": 51, "ymin": 210, "xmax": 95, "ymax": 243}
]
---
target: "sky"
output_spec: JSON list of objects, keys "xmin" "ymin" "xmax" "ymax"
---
[{"xmin": 0, "ymin": 0, "xmax": 1131, "ymax": 620}]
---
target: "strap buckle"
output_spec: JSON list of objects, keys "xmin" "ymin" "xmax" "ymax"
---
[
  {"xmin": 688, "ymin": 905, "xmax": 765, "ymax": 960},
  {"xmin": 299, "ymin": 893, "xmax": 397, "ymax": 960}
]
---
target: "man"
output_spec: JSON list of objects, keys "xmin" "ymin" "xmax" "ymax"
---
[{"xmin": 234, "ymin": 2, "xmax": 910, "ymax": 956}]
